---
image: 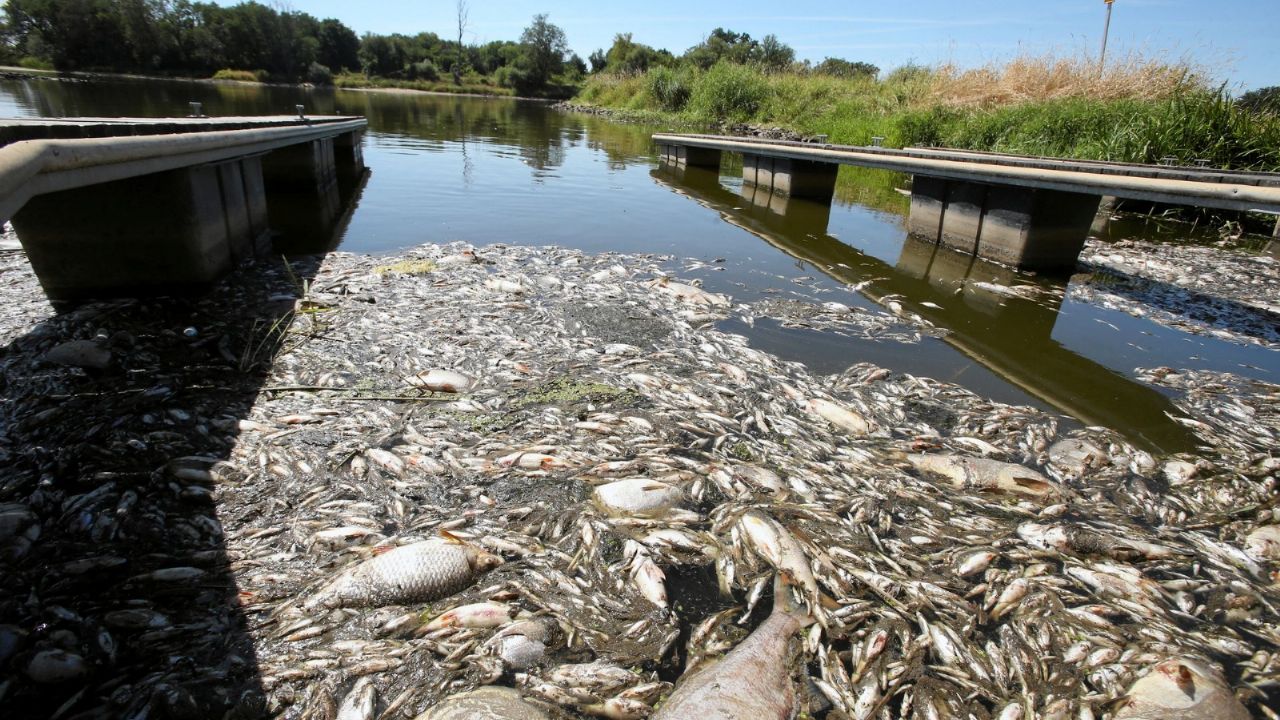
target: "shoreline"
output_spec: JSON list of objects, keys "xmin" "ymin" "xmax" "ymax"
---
[{"xmin": 0, "ymin": 65, "xmax": 562, "ymax": 103}]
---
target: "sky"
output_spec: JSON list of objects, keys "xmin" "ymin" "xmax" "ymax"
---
[{"xmin": 244, "ymin": 0, "xmax": 1279, "ymax": 90}]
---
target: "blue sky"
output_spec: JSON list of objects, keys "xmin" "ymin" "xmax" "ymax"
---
[{"xmin": 253, "ymin": 0, "xmax": 1278, "ymax": 89}]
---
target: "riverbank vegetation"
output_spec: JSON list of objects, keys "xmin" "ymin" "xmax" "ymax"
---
[
  {"xmin": 0, "ymin": 0, "xmax": 582, "ymax": 98},
  {"xmin": 576, "ymin": 32, "xmax": 1280, "ymax": 171}
]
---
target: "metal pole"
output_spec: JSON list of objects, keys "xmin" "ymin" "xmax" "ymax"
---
[{"xmin": 1100, "ymin": 0, "xmax": 1114, "ymax": 69}]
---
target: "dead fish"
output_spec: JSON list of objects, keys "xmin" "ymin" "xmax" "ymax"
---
[
  {"xmin": 807, "ymin": 398, "xmax": 872, "ymax": 436},
  {"xmin": 592, "ymin": 479, "xmax": 684, "ymax": 518},
  {"xmin": 903, "ymin": 453, "xmax": 1059, "ymax": 499},
  {"xmin": 1244, "ymin": 525, "xmax": 1280, "ymax": 561},
  {"xmin": 416, "ymin": 686, "xmax": 551, "ymax": 719},
  {"xmin": 407, "ymin": 369, "xmax": 475, "ymax": 393},
  {"xmin": 1113, "ymin": 658, "xmax": 1250, "ymax": 719},
  {"xmin": 486, "ymin": 619, "xmax": 553, "ymax": 670},
  {"xmin": 304, "ymin": 535, "xmax": 502, "ymax": 609},
  {"xmin": 738, "ymin": 510, "xmax": 820, "ymax": 614},
  {"xmin": 1018, "ymin": 522, "xmax": 1176, "ymax": 560},
  {"xmin": 422, "ymin": 602, "xmax": 517, "ymax": 631},
  {"xmin": 653, "ymin": 575, "xmax": 813, "ymax": 719},
  {"xmin": 646, "ymin": 277, "xmax": 730, "ymax": 307},
  {"xmin": 337, "ymin": 677, "xmax": 376, "ymax": 720}
]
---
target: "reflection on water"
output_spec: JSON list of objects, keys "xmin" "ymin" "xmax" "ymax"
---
[{"xmin": 1, "ymin": 74, "xmax": 1275, "ymax": 452}]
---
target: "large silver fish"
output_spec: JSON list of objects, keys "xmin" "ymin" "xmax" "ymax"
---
[
  {"xmin": 1114, "ymin": 658, "xmax": 1250, "ymax": 719},
  {"xmin": 653, "ymin": 575, "xmax": 812, "ymax": 719},
  {"xmin": 416, "ymin": 687, "xmax": 552, "ymax": 720},
  {"xmin": 305, "ymin": 536, "xmax": 502, "ymax": 609}
]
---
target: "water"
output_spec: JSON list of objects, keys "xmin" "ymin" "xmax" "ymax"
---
[{"xmin": 2, "ymin": 74, "xmax": 1276, "ymax": 453}]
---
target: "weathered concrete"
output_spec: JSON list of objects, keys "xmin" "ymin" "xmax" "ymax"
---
[
  {"xmin": 12, "ymin": 160, "xmax": 252, "ymax": 300},
  {"xmin": 741, "ymin": 153, "xmax": 838, "ymax": 201},
  {"xmin": 0, "ymin": 115, "xmax": 367, "ymax": 300},
  {"xmin": 909, "ymin": 177, "xmax": 1100, "ymax": 271}
]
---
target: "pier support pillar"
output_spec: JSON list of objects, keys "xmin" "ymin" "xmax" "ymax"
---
[
  {"xmin": 742, "ymin": 153, "xmax": 838, "ymax": 202},
  {"xmin": 908, "ymin": 176, "xmax": 1101, "ymax": 272},
  {"xmin": 262, "ymin": 138, "xmax": 341, "ymax": 253},
  {"xmin": 658, "ymin": 143, "xmax": 721, "ymax": 169},
  {"xmin": 11, "ymin": 158, "xmax": 269, "ymax": 301},
  {"xmin": 335, "ymin": 129, "xmax": 365, "ymax": 176}
]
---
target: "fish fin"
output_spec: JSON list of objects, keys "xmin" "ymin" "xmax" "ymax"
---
[
  {"xmin": 438, "ymin": 529, "xmax": 466, "ymax": 544},
  {"xmin": 772, "ymin": 573, "xmax": 817, "ymax": 628},
  {"xmin": 372, "ymin": 544, "xmax": 396, "ymax": 556}
]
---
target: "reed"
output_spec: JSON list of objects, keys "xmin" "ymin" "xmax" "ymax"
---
[{"xmin": 572, "ymin": 52, "xmax": 1280, "ymax": 170}]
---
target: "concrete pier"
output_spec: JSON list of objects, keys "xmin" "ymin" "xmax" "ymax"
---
[
  {"xmin": 907, "ymin": 176, "xmax": 1101, "ymax": 270},
  {"xmin": 652, "ymin": 132, "xmax": 1280, "ymax": 273},
  {"xmin": 0, "ymin": 116, "xmax": 366, "ymax": 301},
  {"xmin": 13, "ymin": 159, "xmax": 263, "ymax": 299},
  {"xmin": 742, "ymin": 154, "xmax": 838, "ymax": 202},
  {"xmin": 658, "ymin": 143, "xmax": 721, "ymax": 169}
]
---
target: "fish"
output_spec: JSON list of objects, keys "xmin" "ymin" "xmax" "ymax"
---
[
  {"xmin": 737, "ymin": 510, "xmax": 820, "ymax": 614},
  {"xmin": 337, "ymin": 678, "xmax": 376, "ymax": 720},
  {"xmin": 304, "ymin": 535, "xmax": 502, "ymax": 609},
  {"xmin": 592, "ymin": 479, "xmax": 684, "ymax": 518},
  {"xmin": 416, "ymin": 686, "xmax": 552, "ymax": 720},
  {"xmin": 407, "ymin": 369, "xmax": 475, "ymax": 393},
  {"xmin": 1113, "ymin": 658, "xmax": 1250, "ymax": 719},
  {"xmin": 422, "ymin": 602, "xmax": 518, "ymax": 631},
  {"xmin": 653, "ymin": 574, "xmax": 813, "ymax": 719},
  {"xmin": 807, "ymin": 398, "xmax": 872, "ymax": 436},
  {"xmin": 903, "ymin": 453, "xmax": 1059, "ymax": 499}
]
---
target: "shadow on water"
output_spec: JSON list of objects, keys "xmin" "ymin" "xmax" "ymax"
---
[
  {"xmin": 0, "ymin": 169, "xmax": 364, "ymax": 717},
  {"xmin": 651, "ymin": 163, "xmax": 1202, "ymax": 454}
]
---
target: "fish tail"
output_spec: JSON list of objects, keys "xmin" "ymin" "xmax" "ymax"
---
[{"xmin": 772, "ymin": 572, "xmax": 816, "ymax": 627}]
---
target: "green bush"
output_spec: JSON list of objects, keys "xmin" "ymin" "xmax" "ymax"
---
[
  {"xmin": 18, "ymin": 56, "xmax": 55, "ymax": 71},
  {"xmin": 647, "ymin": 66, "xmax": 695, "ymax": 111},
  {"xmin": 406, "ymin": 60, "xmax": 439, "ymax": 82},
  {"xmin": 212, "ymin": 69, "xmax": 266, "ymax": 82},
  {"xmin": 687, "ymin": 62, "xmax": 769, "ymax": 120},
  {"xmin": 305, "ymin": 62, "xmax": 333, "ymax": 86}
]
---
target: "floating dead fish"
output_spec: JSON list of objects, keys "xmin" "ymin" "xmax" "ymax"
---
[
  {"xmin": 592, "ymin": 479, "xmax": 684, "ymax": 518},
  {"xmin": 416, "ymin": 686, "xmax": 552, "ymax": 720},
  {"xmin": 44, "ymin": 339, "xmax": 111, "ymax": 369},
  {"xmin": 1114, "ymin": 658, "xmax": 1250, "ymax": 719},
  {"xmin": 903, "ymin": 453, "xmax": 1059, "ymax": 499},
  {"xmin": 304, "ymin": 536, "xmax": 502, "ymax": 609},
  {"xmin": 407, "ymin": 369, "xmax": 476, "ymax": 393},
  {"xmin": 807, "ymin": 398, "xmax": 872, "ymax": 436},
  {"xmin": 653, "ymin": 575, "xmax": 812, "ymax": 719}
]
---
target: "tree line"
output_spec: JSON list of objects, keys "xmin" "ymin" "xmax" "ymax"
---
[{"xmin": 0, "ymin": 1, "xmax": 881, "ymax": 92}]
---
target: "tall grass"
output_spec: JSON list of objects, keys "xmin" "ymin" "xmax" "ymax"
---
[{"xmin": 572, "ymin": 52, "xmax": 1280, "ymax": 170}]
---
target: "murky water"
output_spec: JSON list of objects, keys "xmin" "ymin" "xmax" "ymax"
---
[{"xmin": 2, "ymin": 74, "xmax": 1275, "ymax": 452}]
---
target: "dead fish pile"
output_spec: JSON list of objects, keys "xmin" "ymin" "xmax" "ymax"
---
[
  {"xmin": 0, "ymin": 242, "xmax": 1277, "ymax": 719},
  {"xmin": 1073, "ymin": 238, "xmax": 1280, "ymax": 348},
  {"xmin": 736, "ymin": 297, "xmax": 936, "ymax": 344}
]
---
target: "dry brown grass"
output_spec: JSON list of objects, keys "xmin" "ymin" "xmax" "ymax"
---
[{"xmin": 929, "ymin": 52, "xmax": 1208, "ymax": 108}]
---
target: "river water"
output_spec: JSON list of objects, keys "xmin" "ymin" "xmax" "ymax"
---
[{"xmin": 2, "ymin": 75, "xmax": 1275, "ymax": 453}]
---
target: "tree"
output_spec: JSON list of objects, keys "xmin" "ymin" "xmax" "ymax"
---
[
  {"xmin": 814, "ymin": 57, "xmax": 879, "ymax": 79},
  {"xmin": 1239, "ymin": 86, "xmax": 1280, "ymax": 115},
  {"xmin": 517, "ymin": 13, "xmax": 567, "ymax": 88},
  {"xmin": 603, "ymin": 32, "xmax": 667, "ymax": 75},
  {"xmin": 317, "ymin": 18, "xmax": 359, "ymax": 72},
  {"xmin": 588, "ymin": 48, "xmax": 606, "ymax": 73},
  {"xmin": 755, "ymin": 34, "xmax": 793, "ymax": 71},
  {"xmin": 454, "ymin": 0, "xmax": 468, "ymax": 84}
]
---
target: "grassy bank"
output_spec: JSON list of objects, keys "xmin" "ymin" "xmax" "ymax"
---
[{"xmin": 574, "ymin": 55, "xmax": 1280, "ymax": 171}]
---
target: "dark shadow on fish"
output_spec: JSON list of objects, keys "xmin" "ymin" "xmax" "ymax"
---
[
  {"xmin": 651, "ymin": 163, "xmax": 1200, "ymax": 454},
  {"xmin": 0, "ymin": 170, "xmax": 364, "ymax": 717}
]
